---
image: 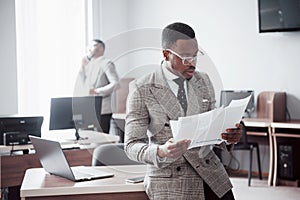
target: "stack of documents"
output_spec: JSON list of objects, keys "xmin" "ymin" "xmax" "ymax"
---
[{"xmin": 170, "ymin": 95, "xmax": 251, "ymax": 149}]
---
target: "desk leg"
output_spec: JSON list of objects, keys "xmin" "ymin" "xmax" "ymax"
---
[
  {"xmin": 268, "ymin": 126, "xmax": 274, "ymax": 186},
  {"xmin": 272, "ymin": 128, "xmax": 278, "ymax": 187}
]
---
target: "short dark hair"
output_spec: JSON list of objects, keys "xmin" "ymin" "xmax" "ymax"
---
[
  {"xmin": 162, "ymin": 22, "xmax": 195, "ymax": 49},
  {"xmin": 93, "ymin": 39, "xmax": 105, "ymax": 50}
]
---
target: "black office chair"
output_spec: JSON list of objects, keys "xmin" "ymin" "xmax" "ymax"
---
[
  {"xmin": 92, "ymin": 143, "xmax": 142, "ymax": 166},
  {"xmin": 233, "ymin": 121, "xmax": 262, "ymax": 186}
]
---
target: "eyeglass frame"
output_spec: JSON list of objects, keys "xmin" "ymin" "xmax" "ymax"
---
[{"xmin": 165, "ymin": 48, "xmax": 205, "ymax": 65}]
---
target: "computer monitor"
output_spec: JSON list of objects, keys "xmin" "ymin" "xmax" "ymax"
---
[
  {"xmin": 49, "ymin": 96, "xmax": 102, "ymax": 140},
  {"xmin": 220, "ymin": 90, "xmax": 255, "ymax": 117},
  {"xmin": 0, "ymin": 116, "xmax": 43, "ymax": 145}
]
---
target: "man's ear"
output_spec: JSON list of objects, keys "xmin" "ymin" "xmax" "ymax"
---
[{"xmin": 163, "ymin": 50, "xmax": 169, "ymax": 61}]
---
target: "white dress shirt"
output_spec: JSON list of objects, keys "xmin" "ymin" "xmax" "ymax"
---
[{"xmin": 162, "ymin": 61, "xmax": 188, "ymax": 100}]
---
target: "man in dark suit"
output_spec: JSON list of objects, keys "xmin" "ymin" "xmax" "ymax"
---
[{"xmin": 125, "ymin": 22, "xmax": 242, "ymax": 199}]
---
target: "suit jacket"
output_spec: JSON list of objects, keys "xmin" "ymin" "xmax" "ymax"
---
[{"xmin": 125, "ymin": 66, "xmax": 232, "ymax": 199}]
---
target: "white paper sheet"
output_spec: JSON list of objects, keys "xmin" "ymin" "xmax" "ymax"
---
[{"xmin": 170, "ymin": 95, "xmax": 251, "ymax": 149}]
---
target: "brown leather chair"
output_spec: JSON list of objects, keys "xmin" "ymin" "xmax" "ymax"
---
[{"xmin": 256, "ymin": 91, "xmax": 286, "ymax": 122}]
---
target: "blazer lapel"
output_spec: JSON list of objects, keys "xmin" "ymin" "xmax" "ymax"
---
[
  {"xmin": 151, "ymin": 86, "xmax": 183, "ymax": 120},
  {"xmin": 186, "ymin": 75, "xmax": 204, "ymax": 115},
  {"xmin": 150, "ymin": 68, "xmax": 183, "ymax": 120}
]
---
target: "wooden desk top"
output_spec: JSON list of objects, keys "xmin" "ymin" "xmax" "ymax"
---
[
  {"xmin": 242, "ymin": 118, "xmax": 272, "ymax": 127},
  {"xmin": 271, "ymin": 120, "xmax": 300, "ymax": 129},
  {"xmin": 20, "ymin": 165, "xmax": 146, "ymax": 198},
  {"xmin": 44, "ymin": 130, "xmax": 120, "ymax": 145},
  {"xmin": 243, "ymin": 118, "xmax": 300, "ymax": 129}
]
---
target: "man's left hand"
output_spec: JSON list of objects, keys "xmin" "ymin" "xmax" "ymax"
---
[
  {"xmin": 89, "ymin": 88, "xmax": 97, "ymax": 95},
  {"xmin": 221, "ymin": 123, "xmax": 243, "ymax": 144}
]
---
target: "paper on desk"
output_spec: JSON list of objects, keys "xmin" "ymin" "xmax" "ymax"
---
[{"xmin": 171, "ymin": 95, "xmax": 251, "ymax": 149}]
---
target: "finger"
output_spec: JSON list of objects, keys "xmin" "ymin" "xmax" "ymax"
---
[
  {"xmin": 225, "ymin": 129, "xmax": 243, "ymax": 136},
  {"xmin": 176, "ymin": 139, "xmax": 190, "ymax": 144},
  {"xmin": 169, "ymin": 148, "xmax": 187, "ymax": 158},
  {"xmin": 235, "ymin": 123, "xmax": 241, "ymax": 128},
  {"xmin": 165, "ymin": 139, "xmax": 176, "ymax": 150},
  {"xmin": 167, "ymin": 142, "xmax": 187, "ymax": 152},
  {"xmin": 221, "ymin": 133, "xmax": 236, "ymax": 140},
  {"xmin": 222, "ymin": 133, "xmax": 240, "ymax": 143},
  {"xmin": 168, "ymin": 139, "xmax": 190, "ymax": 149},
  {"xmin": 225, "ymin": 128, "xmax": 239, "ymax": 133},
  {"xmin": 168, "ymin": 142, "xmax": 190, "ymax": 156}
]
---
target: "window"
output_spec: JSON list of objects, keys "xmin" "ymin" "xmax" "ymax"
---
[{"xmin": 15, "ymin": 0, "xmax": 89, "ymax": 133}]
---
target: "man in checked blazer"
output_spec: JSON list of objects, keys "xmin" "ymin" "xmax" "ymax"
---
[{"xmin": 125, "ymin": 22, "xmax": 242, "ymax": 199}]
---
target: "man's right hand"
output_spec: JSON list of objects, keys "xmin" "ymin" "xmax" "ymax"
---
[
  {"xmin": 157, "ymin": 138, "xmax": 191, "ymax": 159},
  {"xmin": 81, "ymin": 57, "xmax": 89, "ymax": 68}
]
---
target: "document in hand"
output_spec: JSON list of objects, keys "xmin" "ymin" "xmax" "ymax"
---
[{"xmin": 170, "ymin": 95, "xmax": 251, "ymax": 149}]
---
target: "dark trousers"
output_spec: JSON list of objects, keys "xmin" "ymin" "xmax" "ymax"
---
[
  {"xmin": 99, "ymin": 113, "xmax": 112, "ymax": 133},
  {"xmin": 204, "ymin": 181, "xmax": 235, "ymax": 200}
]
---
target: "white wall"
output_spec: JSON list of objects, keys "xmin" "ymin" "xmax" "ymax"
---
[
  {"xmin": 104, "ymin": 0, "xmax": 300, "ymax": 119},
  {"xmin": 92, "ymin": 0, "xmax": 131, "ymax": 77},
  {"xmin": 2, "ymin": 1, "xmax": 299, "ymax": 118},
  {"xmin": 0, "ymin": 0, "xmax": 18, "ymax": 115}
]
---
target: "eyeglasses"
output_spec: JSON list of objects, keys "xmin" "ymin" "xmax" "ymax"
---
[{"xmin": 165, "ymin": 49, "xmax": 204, "ymax": 65}]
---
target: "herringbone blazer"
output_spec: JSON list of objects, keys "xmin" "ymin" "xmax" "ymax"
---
[{"xmin": 125, "ymin": 66, "xmax": 232, "ymax": 199}]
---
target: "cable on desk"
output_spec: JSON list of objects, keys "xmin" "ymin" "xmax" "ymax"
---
[
  {"xmin": 10, "ymin": 143, "xmax": 15, "ymax": 156},
  {"xmin": 227, "ymin": 144, "xmax": 241, "ymax": 172},
  {"xmin": 286, "ymin": 107, "xmax": 291, "ymax": 121}
]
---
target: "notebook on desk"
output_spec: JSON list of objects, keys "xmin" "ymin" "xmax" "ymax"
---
[{"xmin": 29, "ymin": 136, "xmax": 114, "ymax": 182}]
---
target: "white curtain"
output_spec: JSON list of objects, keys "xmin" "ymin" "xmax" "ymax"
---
[{"xmin": 15, "ymin": 0, "xmax": 87, "ymax": 133}]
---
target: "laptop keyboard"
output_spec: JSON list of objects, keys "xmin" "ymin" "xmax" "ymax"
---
[
  {"xmin": 72, "ymin": 169, "xmax": 93, "ymax": 179},
  {"xmin": 71, "ymin": 166, "xmax": 109, "ymax": 179}
]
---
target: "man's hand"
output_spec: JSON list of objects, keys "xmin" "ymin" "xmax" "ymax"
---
[
  {"xmin": 221, "ymin": 123, "xmax": 243, "ymax": 144},
  {"xmin": 81, "ymin": 57, "xmax": 89, "ymax": 68},
  {"xmin": 89, "ymin": 88, "xmax": 97, "ymax": 95},
  {"xmin": 157, "ymin": 138, "xmax": 191, "ymax": 159}
]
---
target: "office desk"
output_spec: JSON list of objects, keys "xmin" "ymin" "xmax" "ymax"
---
[
  {"xmin": 242, "ymin": 118, "xmax": 272, "ymax": 186},
  {"xmin": 243, "ymin": 119, "xmax": 300, "ymax": 187},
  {"xmin": 20, "ymin": 165, "xmax": 148, "ymax": 200},
  {"xmin": 271, "ymin": 121, "xmax": 300, "ymax": 186},
  {"xmin": 1, "ymin": 131, "xmax": 119, "ymax": 188}
]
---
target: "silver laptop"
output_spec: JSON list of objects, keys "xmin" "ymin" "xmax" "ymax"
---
[{"xmin": 29, "ymin": 136, "xmax": 114, "ymax": 182}]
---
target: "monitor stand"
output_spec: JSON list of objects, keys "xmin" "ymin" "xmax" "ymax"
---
[
  {"xmin": 73, "ymin": 120, "xmax": 89, "ymax": 141},
  {"xmin": 245, "ymin": 110, "xmax": 254, "ymax": 118},
  {"xmin": 74, "ymin": 128, "xmax": 88, "ymax": 141}
]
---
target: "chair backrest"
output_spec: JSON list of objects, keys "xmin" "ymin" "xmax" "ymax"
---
[
  {"xmin": 112, "ymin": 78, "xmax": 134, "ymax": 113},
  {"xmin": 92, "ymin": 143, "xmax": 142, "ymax": 166},
  {"xmin": 256, "ymin": 91, "xmax": 286, "ymax": 122}
]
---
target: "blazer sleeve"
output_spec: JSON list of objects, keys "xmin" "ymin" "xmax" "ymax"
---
[
  {"xmin": 124, "ymin": 81, "xmax": 162, "ymax": 168},
  {"xmin": 94, "ymin": 62, "xmax": 119, "ymax": 96}
]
